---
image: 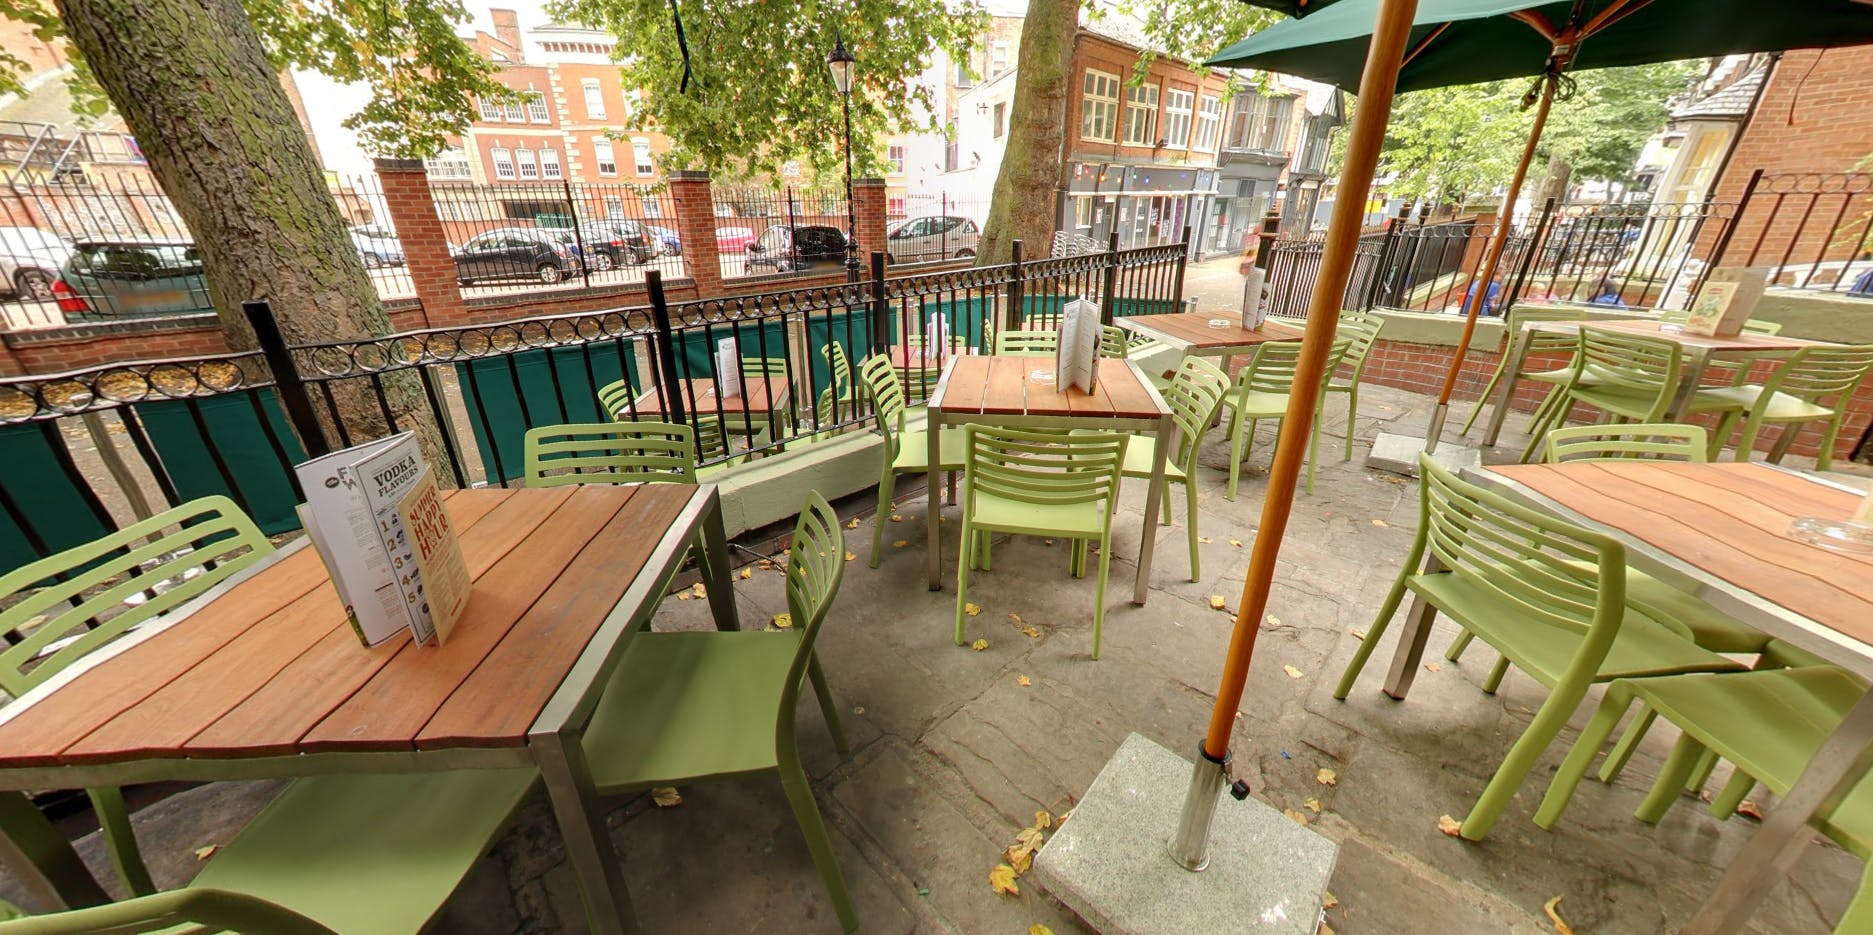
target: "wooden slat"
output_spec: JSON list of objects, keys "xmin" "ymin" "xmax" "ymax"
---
[
  {"xmin": 938, "ymin": 357, "xmax": 991, "ymax": 414},
  {"xmin": 297, "ymin": 486, "xmax": 632, "ymax": 753},
  {"xmin": 1130, "ymin": 313, "xmax": 1304, "ymax": 349},
  {"xmin": 1022, "ymin": 367, "xmax": 1081, "ymax": 417},
  {"xmin": 635, "ymin": 378, "xmax": 788, "ymax": 417},
  {"xmin": 981, "ymin": 357, "xmax": 1031, "ymax": 416},
  {"xmin": 1065, "ymin": 369, "xmax": 1116, "ymax": 417},
  {"xmin": 182, "ymin": 487, "xmax": 573, "ymax": 758},
  {"xmin": 416, "ymin": 485, "xmax": 696, "ymax": 749},
  {"xmin": 1100, "ymin": 362, "xmax": 1166, "ymax": 418}
]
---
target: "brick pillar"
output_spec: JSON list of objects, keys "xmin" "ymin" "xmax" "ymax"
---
[
  {"xmin": 374, "ymin": 158, "xmax": 466, "ymax": 327},
  {"xmin": 851, "ymin": 177, "xmax": 888, "ymax": 268},
  {"xmin": 666, "ymin": 171, "xmax": 723, "ymax": 296}
]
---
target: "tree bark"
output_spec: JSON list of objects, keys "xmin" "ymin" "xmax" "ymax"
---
[
  {"xmin": 976, "ymin": 0, "xmax": 1078, "ymax": 265},
  {"xmin": 1536, "ymin": 153, "xmax": 1572, "ymax": 207},
  {"xmin": 54, "ymin": 0, "xmax": 447, "ymax": 476}
]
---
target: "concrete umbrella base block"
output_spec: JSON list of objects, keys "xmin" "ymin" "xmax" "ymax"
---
[
  {"xmin": 1365, "ymin": 431, "xmax": 1484, "ymax": 477},
  {"xmin": 1032, "ymin": 733, "xmax": 1338, "ymax": 935}
]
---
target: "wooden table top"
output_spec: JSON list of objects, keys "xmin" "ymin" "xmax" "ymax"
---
[
  {"xmin": 634, "ymin": 377, "xmax": 788, "ymax": 416},
  {"xmin": 1121, "ymin": 313, "xmax": 1305, "ymax": 349},
  {"xmin": 1525, "ymin": 318, "xmax": 1832, "ymax": 353},
  {"xmin": 933, "ymin": 355, "xmax": 1166, "ymax": 420},
  {"xmin": 1488, "ymin": 462, "xmax": 1873, "ymax": 648},
  {"xmin": 0, "ymin": 485, "xmax": 698, "ymax": 767}
]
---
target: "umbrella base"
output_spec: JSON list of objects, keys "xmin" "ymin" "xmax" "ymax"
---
[
  {"xmin": 1365, "ymin": 431, "xmax": 1484, "ymax": 477},
  {"xmin": 1033, "ymin": 733, "xmax": 1337, "ymax": 935}
]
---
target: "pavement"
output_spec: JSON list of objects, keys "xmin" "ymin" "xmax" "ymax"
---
[{"xmin": 14, "ymin": 252, "xmax": 1867, "ymax": 933}]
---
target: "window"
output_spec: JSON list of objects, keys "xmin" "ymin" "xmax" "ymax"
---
[
  {"xmin": 477, "ymin": 97, "xmax": 501, "ymax": 121},
  {"xmin": 993, "ymin": 102, "xmax": 1006, "ymax": 139},
  {"xmin": 540, "ymin": 147, "xmax": 562, "ymax": 179},
  {"xmin": 644, "ymin": 198, "xmax": 661, "ymax": 218},
  {"xmin": 491, "ymin": 146, "xmax": 515, "ymax": 180},
  {"xmin": 989, "ymin": 41, "xmax": 1011, "ymax": 78},
  {"xmin": 955, "ymin": 57, "xmax": 974, "ymax": 88},
  {"xmin": 525, "ymin": 91, "xmax": 549, "ymax": 123},
  {"xmin": 1123, "ymin": 83, "xmax": 1159, "ymax": 146},
  {"xmin": 593, "ymin": 138, "xmax": 617, "ymax": 176},
  {"xmin": 631, "ymin": 137, "xmax": 653, "ymax": 175},
  {"xmin": 1194, "ymin": 95, "xmax": 1222, "ymax": 151},
  {"xmin": 1163, "ymin": 90, "xmax": 1193, "ymax": 149},
  {"xmin": 1259, "ymin": 96, "xmax": 1294, "ymax": 151},
  {"xmin": 582, "ymin": 79, "xmax": 607, "ymax": 120},
  {"xmin": 888, "ymin": 196, "xmax": 906, "ymax": 215},
  {"xmin": 424, "ymin": 147, "xmax": 473, "ymax": 179},
  {"xmin": 514, "ymin": 147, "xmax": 538, "ymax": 179},
  {"xmin": 604, "ymin": 195, "xmax": 624, "ymax": 218},
  {"xmin": 1080, "ymin": 70, "xmax": 1120, "ymax": 143},
  {"xmin": 1074, "ymin": 196, "xmax": 1092, "ymax": 229},
  {"xmin": 502, "ymin": 98, "xmax": 527, "ymax": 122},
  {"xmin": 888, "ymin": 144, "xmax": 905, "ymax": 174},
  {"xmin": 1227, "ymin": 92, "xmax": 1295, "ymax": 152}
]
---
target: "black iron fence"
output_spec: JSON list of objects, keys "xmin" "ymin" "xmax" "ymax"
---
[
  {"xmin": 428, "ymin": 180, "xmax": 684, "ymax": 301},
  {"xmin": 0, "ymin": 240, "xmax": 1186, "ymax": 572},
  {"xmin": 709, "ymin": 185, "xmax": 852, "ymax": 282},
  {"xmin": 1717, "ymin": 171, "xmax": 1873, "ymax": 296},
  {"xmin": 885, "ymin": 192, "xmax": 990, "ymax": 266}
]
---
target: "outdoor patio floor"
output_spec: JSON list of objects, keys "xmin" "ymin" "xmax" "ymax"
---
[{"xmin": 18, "ymin": 380, "xmax": 1871, "ymax": 934}]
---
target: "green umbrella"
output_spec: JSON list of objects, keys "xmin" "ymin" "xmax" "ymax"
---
[{"xmin": 1209, "ymin": 0, "xmax": 1873, "ymax": 452}]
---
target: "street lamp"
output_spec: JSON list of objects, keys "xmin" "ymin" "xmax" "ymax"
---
[{"xmin": 827, "ymin": 32, "xmax": 861, "ymax": 282}]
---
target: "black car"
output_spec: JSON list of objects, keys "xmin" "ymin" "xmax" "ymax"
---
[
  {"xmin": 453, "ymin": 228, "xmax": 581, "ymax": 285},
  {"xmin": 745, "ymin": 225, "xmax": 849, "ymax": 273}
]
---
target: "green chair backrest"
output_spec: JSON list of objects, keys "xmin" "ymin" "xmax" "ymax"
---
[
  {"xmin": 1543, "ymin": 424, "xmax": 1711, "ymax": 463},
  {"xmin": 963, "ymin": 425, "xmax": 1128, "ymax": 512},
  {"xmin": 1415, "ymin": 455, "xmax": 1629, "ymax": 645},
  {"xmin": 596, "ymin": 378, "xmax": 635, "ymax": 420},
  {"xmin": 1759, "ymin": 344, "xmax": 1873, "ymax": 403},
  {"xmin": 777, "ymin": 492, "xmax": 845, "ymax": 748},
  {"xmin": 858, "ymin": 353, "xmax": 909, "ymax": 439},
  {"xmin": 1576, "ymin": 329, "xmax": 1683, "ymax": 405},
  {"xmin": 995, "ymin": 330, "xmax": 1057, "ymax": 357},
  {"xmin": 1236, "ymin": 337, "xmax": 1352, "ymax": 396},
  {"xmin": 1508, "ymin": 305, "xmax": 1588, "ymax": 354},
  {"xmin": 823, "ymin": 342, "xmax": 854, "ymax": 397},
  {"xmin": 1336, "ymin": 315, "xmax": 1384, "ymax": 375},
  {"xmin": 739, "ymin": 356, "xmax": 789, "ymax": 378},
  {"xmin": 0, "ymin": 496, "xmax": 274, "ymax": 697},
  {"xmin": 522, "ymin": 422, "xmax": 699, "ymax": 488},
  {"xmin": 1100, "ymin": 326, "xmax": 1128, "ymax": 359},
  {"xmin": 1162, "ymin": 357, "xmax": 1231, "ymax": 467}
]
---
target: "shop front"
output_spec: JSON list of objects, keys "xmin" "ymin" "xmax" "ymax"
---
[{"xmin": 1061, "ymin": 163, "xmax": 1218, "ymax": 257}]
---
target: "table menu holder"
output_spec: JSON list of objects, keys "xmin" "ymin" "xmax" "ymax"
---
[
  {"xmin": 1055, "ymin": 298, "xmax": 1100, "ymax": 394},
  {"xmin": 715, "ymin": 336, "xmax": 741, "ymax": 398},
  {"xmin": 1683, "ymin": 267, "xmax": 1768, "ymax": 336}
]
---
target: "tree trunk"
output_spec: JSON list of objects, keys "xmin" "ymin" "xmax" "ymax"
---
[
  {"xmin": 976, "ymin": 0, "xmax": 1078, "ymax": 265},
  {"xmin": 54, "ymin": 0, "xmax": 448, "ymax": 477},
  {"xmin": 1536, "ymin": 153, "xmax": 1572, "ymax": 207}
]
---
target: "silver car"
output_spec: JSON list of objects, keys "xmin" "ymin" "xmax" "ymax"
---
[
  {"xmin": 884, "ymin": 215, "xmax": 979, "ymax": 264},
  {"xmin": 0, "ymin": 226, "xmax": 74, "ymax": 300}
]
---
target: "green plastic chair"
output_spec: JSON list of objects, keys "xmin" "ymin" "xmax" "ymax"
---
[
  {"xmin": 1685, "ymin": 344, "xmax": 1873, "ymax": 470},
  {"xmin": 596, "ymin": 377, "xmax": 636, "ymax": 420},
  {"xmin": 1334, "ymin": 455, "xmax": 1742, "ymax": 840},
  {"xmin": 954, "ymin": 426, "xmax": 1128, "ymax": 658},
  {"xmin": 579, "ymin": 491, "xmax": 857, "ymax": 932},
  {"xmin": 522, "ymin": 421, "xmax": 701, "ymax": 487},
  {"xmin": 1520, "ymin": 329, "xmax": 1685, "ymax": 463},
  {"xmin": 1659, "ymin": 309, "xmax": 1785, "ymax": 335},
  {"xmin": 1458, "ymin": 305, "xmax": 1587, "ymax": 436},
  {"xmin": 992, "ymin": 327, "xmax": 1127, "ymax": 359},
  {"xmin": 0, "ymin": 767, "xmax": 539, "ymax": 935},
  {"xmin": 1221, "ymin": 337, "xmax": 1351, "ymax": 500},
  {"xmin": 0, "ymin": 496, "xmax": 276, "ymax": 897},
  {"xmin": 1541, "ymin": 422, "xmax": 1711, "ymax": 463},
  {"xmin": 857, "ymin": 353, "xmax": 965, "ymax": 567},
  {"xmin": 813, "ymin": 341, "xmax": 859, "ymax": 432},
  {"xmin": 1326, "ymin": 312, "xmax": 1385, "ymax": 462}
]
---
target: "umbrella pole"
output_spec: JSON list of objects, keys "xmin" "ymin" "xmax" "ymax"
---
[
  {"xmin": 1169, "ymin": 0, "xmax": 1420, "ymax": 871},
  {"xmin": 1423, "ymin": 73, "xmax": 1558, "ymax": 453}
]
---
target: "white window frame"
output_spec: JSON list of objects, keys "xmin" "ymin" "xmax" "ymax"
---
[
  {"xmin": 603, "ymin": 195, "xmax": 624, "ymax": 218},
  {"xmin": 1080, "ymin": 69, "xmax": 1120, "ymax": 144},
  {"xmin": 644, "ymin": 198, "xmax": 661, "ymax": 218},
  {"xmin": 525, "ymin": 90, "xmax": 550, "ymax": 123},
  {"xmin": 583, "ymin": 79, "xmax": 607, "ymax": 120},
  {"xmin": 631, "ymin": 137, "xmax": 654, "ymax": 176},
  {"xmin": 1123, "ymin": 82, "xmax": 1159, "ymax": 146},
  {"xmin": 887, "ymin": 144, "xmax": 905, "ymax": 174},
  {"xmin": 1163, "ymin": 89, "xmax": 1193, "ymax": 150},
  {"xmin": 989, "ymin": 41, "xmax": 1011, "ymax": 78},
  {"xmin": 593, "ymin": 138, "xmax": 617, "ymax": 176},
  {"xmin": 502, "ymin": 98, "xmax": 527, "ymax": 122},
  {"xmin": 540, "ymin": 147, "xmax": 562, "ymax": 179},
  {"xmin": 1194, "ymin": 95, "xmax": 1222, "ymax": 151},
  {"xmin": 514, "ymin": 147, "xmax": 538, "ymax": 179},
  {"xmin": 993, "ymin": 102, "xmax": 1006, "ymax": 139},
  {"xmin": 491, "ymin": 146, "xmax": 515, "ymax": 180},
  {"xmin": 477, "ymin": 97, "xmax": 500, "ymax": 121}
]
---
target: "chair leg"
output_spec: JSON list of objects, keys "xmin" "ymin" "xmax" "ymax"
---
[
  {"xmin": 1445, "ymin": 630, "xmax": 1475, "ymax": 663},
  {"xmin": 977, "ymin": 531, "xmax": 992, "ymax": 572},
  {"xmin": 1731, "ymin": 411, "xmax": 1766, "ymax": 463},
  {"xmin": 1535, "ymin": 683, "xmax": 1635, "ymax": 829},
  {"xmin": 1707, "ymin": 410, "xmax": 1742, "ymax": 460},
  {"xmin": 1709, "ymin": 767, "xmax": 1755, "ymax": 819},
  {"xmin": 1460, "ymin": 359, "xmax": 1508, "ymax": 435},
  {"xmin": 88, "ymin": 786, "xmax": 154, "ymax": 897},
  {"xmin": 1091, "ymin": 532, "xmax": 1113, "ymax": 660},
  {"xmin": 1184, "ymin": 479, "xmax": 1201, "ymax": 583},
  {"xmin": 776, "ymin": 758, "xmax": 859, "ymax": 933},
  {"xmin": 806, "ymin": 655, "xmax": 848, "ymax": 755},
  {"xmin": 1459, "ymin": 677, "xmax": 1593, "ymax": 840},
  {"xmin": 1636, "ymin": 734, "xmax": 1708, "ymax": 824},
  {"xmin": 1343, "ymin": 384, "xmax": 1360, "ymax": 462},
  {"xmin": 1816, "ymin": 414, "xmax": 1845, "ymax": 472},
  {"xmin": 1599, "ymin": 705, "xmax": 1658, "ymax": 783},
  {"xmin": 1482, "ymin": 656, "xmax": 1510, "ymax": 694},
  {"xmin": 1335, "ymin": 568, "xmax": 1413, "ymax": 700},
  {"xmin": 1523, "ymin": 383, "xmax": 1564, "ymax": 434},
  {"xmin": 1684, "ymin": 747, "xmax": 1719, "ymax": 794},
  {"xmin": 1226, "ymin": 413, "xmax": 1246, "ymax": 502},
  {"xmin": 1766, "ymin": 422, "xmax": 1800, "ymax": 464},
  {"xmin": 870, "ymin": 472, "xmax": 894, "ymax": 569},
  {"xmin": 1305, "ymin": 406, "xmax": 1321, "ymax": 496},
  {"xmin": 954, "ymin": 523, "xmax": 975, "ymax": 646},
  {"xmin": 1070, "ymin": 540, "xmax": 1087, "ymax": 579}
]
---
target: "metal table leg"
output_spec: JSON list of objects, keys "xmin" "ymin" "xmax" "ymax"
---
[
  {"xmin": 926, "ymin": 411, "xmax": 944, "ymax": 591},
  {"xmin": 1133, "ymin": 414, "xmax": 1173, "ymax": 605},
  {"xmin": 534, "ymin": 728, "xmax": 638, "ymax": 935},
  {"xmin": 697, "ymin": 492, "xmax": 738, "ymax": 632},
  {"xmin": 1382, "ymin": 556, "xmax": 1445, "ymax": 700},
  {"xmin": 1480, "ymin": 330, "xmax": 1536, "ymax": 447},
  {"xmin": 1683, "ymin": 687, "xmax": 1873, "ymax": 933},
  {"xmin": 1667, "ymin": 351, "xmax": 1713, "ymax": 421}
]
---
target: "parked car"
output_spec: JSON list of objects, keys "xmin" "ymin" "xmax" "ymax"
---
[
  {"xmin": 715, "ymin": 226, "xmax": 756, "ymax": 253},
  {"xmin": 349, "ymin": 226, "xmax": 404, "ymax": 268},
  {"xmin": 588, "ymin": 220, "xmax": 658, "ymax": 265},
  {"xmin": 885, "ymin": 215, "xmax": 979, "ymax": 263},
  {"xmin": 53, "ymin": 238, "xmax": 214, "ymax": 317},
  {"xmin": 744, "ymin": 225, "xmax": 849, "ymax": 273},
  {"xmin": 0, "ymin": 226, "xmax": 74, "ymax": 300},
  {"xmin": 644, "ymin": 225, "xmax": 682, "ymax": 256},
  {"xmin": 452, "ymin": 228, "xmax": 581, "ymax": 285}
]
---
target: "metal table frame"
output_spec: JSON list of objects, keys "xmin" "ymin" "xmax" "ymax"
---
[
  {"xmin": 1461, "ymin": 464, "xmax": 1873, "ymax": 935},
  {"xmin": 922, "ymin": 356, "xmax": 1176, "ymax": 605},
  {"xmin": 0, "ymin": 487, "xmax": 739, "ymax": 935}
]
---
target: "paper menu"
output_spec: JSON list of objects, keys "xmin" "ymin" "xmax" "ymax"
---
[
  {"xmin": 1684, "ymin": 267, "xmax": 1768, "ymax": 336},
  {"xmin": 294, "ymin": 435, "xmax": 418, "ymax": 646},
  {"xmin": 394, "ymin": 467, "xmax": 470, "ymax": 645},
  {"xmin": 353, "ymin": 440, "xmax": 442, "ymax": 646},
  {"xmin": 1054, "ymin": 298, "xmax": 1100, "ymax": 394},
  {"xmin": 715, "ymin": 337, "xmax": 741, "ymax": 398},
  {"xmin": 1242, "ymin": 266, "xmax": 1269, "ymax": 331},
  {"xmin": 923, "ymin": 312, "xmax": 951, "ymax": 361}
]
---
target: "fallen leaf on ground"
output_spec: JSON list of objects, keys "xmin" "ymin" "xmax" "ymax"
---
[
  {"xmin": 770, "ymin": 613, "xmax": 793, "ymax": 630},
  {"xmin": 1371, "ymin": 518, "xmax": 1390, "ymax": 527},
  {"xmin": 1316, "ymin": 768, "xmax": 1338, "ymax": 787},
  {"xmin": 1318, "ymin": 923, "xmax": 1336, "ymax": 935},
  {"xmin": 853, "ymin": 706, "xmax": 865, "ymax": 715},
  {"xmin": 1424, "ymin": 662, "xmax": 1442, "ymax": 672},
  {"xmin": 965, "ymin": 602, "xmax": 982, "ymax": 617},
  {"xmin": 1322, "ymin": 891, "xmax": 1339, "ymax": 909},
  {"xmin": 890, "ymin": 513, "xmax": 903, "ymax": 522},
  {"xmin": 1304, "ymin": 797, "xmax": 1323, "ymax": 813},
  {"xmin": 1008, "ymin": 613, "xmax": 1023, "ymax": 624},
  {"xmin": 1035, "ymin": 810, "xmax": 1052, "ymax": 829},
  {"xmin": 1228, "ymin": 538, "xmax": 1244, "ymax": 548},
  {"xmin": 1016, "ymin": 675, "xmax": 1031, "ymax": 687},
  {"xmin": 651, "ymin": 787, "xmax": 682, "ymax": 807},
  {"xmin": 1043, "ymin": 538, "xmax": 1054, "ymax": 546},
  {"xmin": 844, "ymin": 551, "xmax": 857, "ymax": 562},
  {"xmin": 739, "ymin": 568, "xmax": 754, "ymax": 579},
  {"xmin": 1019, "ymin": 624, "xmax": 1040, "ymax": 638},
  {"xmin": 1283, "ymin": 665, "xmax": 1304, "ymax": 679},
  {"xmin": 1209, "ymin": 595, "xmax": 1228, "ymax": 610},
  {"xmin": 194, "ymin": 844, "xmax": 219, "ymax": 861},
  {"xmin": 1351, "ymin": 628, "xmax": 1368, "ymax": 641},
  {"xmin": 845, "ymin": 518, "xmax": 861, "ymax": 529},
  {"xmin": 676, "ymin": 593, "xmax": 692, "ymax": 601},
  {"xmin": 1005, "ymin": 827, "xmax": 1046, "ymax": 872},
  {"xmin": 1265, "ymin": 615, "xmax": 1281, "ymax": 627},
  {"xmin": 893, "ymin": 540, "xmax": 909, "ymax": 549},
  {"xmin": 1543, "ymin": 896, "xmax": 1575, "ymax": 935},
  {"xmin": 1030, "ymin": 926, "xmax": 1055, "ymax": 935},
  {"xmin": 971, "ymin": 638, "xmax": 989, "ymax": 651},
  {"xmin": 1283, "ymin": 808, "xmax": 1310, "ymax": 826},
  {"xmin": 1737, "ymin": 800, "xmax": 1765, "ymax": 821},
  {"xmin": 1436, "ymin": 815, "xmax": 1463, "ymax": 837},
  {"xmin": 1198, "ymin": 536, "xmax": 1213, "ymax": 544},
  {"xmin": 989, "ymin": 864, "xmax": 1020, "ymax": 896},
  {"xmin": 691, "ymin": 583, "xmax": 706, "ymax": 598}
]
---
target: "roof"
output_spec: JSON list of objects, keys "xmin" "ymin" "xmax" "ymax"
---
[{"xmin": 1671, "ymin": 64, "xmax": 1766, "ymax": 121}]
